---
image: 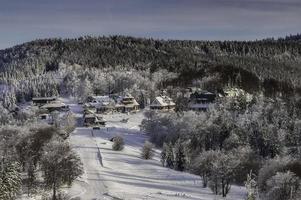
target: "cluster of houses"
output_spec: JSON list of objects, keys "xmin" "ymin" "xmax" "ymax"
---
[
  {"xmin": 84, "ymin": 90, "xmax": 217, "ymax": 114},
  {"xmin": 32, "ymin": 97, "xmax": 70, "ymax": 124},
  {"xmin": 32, "ymin": 97, "xmax": 69, "ymax": 112},
  {"xmin": 84, "ymin": 93, "xmax": 140, "ymax": 114},
  {"xmin": 32, "ymin": 89, "xmax": 220, "ymax": 127}
]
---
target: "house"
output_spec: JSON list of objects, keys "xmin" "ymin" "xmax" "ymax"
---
[
  {"xmin": 150, "ymin": 96, "xmax": 176, "ymax": 111},
  {"xmin": 96, "ymin": 101, "xmax": 115, "ymax": 114},
  {"xmin": 40, "ymin": 101, "xmax": 69, "ymax": 112},
  {"xmin": 83, "ymin": 113, "xmax": 106, "ymax": 127},
  {"xmin": 87, "ymin": 96, "xmax": 111, "ymax": 103},
  {"xmin": 85, "ymin": 96, "xmax": 117, "ymax": 114},
  {"xmin": 115, "ymin": 93, "xmax": 139, "ymax": 113},
  {"xmin": 188, "ymin": 91, "xmax": 216, "ymax": 111},
  {"xmin": 32, "ymin": 97, "xmax": 57, "ymax": 106}
]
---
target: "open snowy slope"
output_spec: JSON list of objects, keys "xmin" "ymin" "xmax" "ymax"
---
[{"xmin": 68, "ymin": 112, "xmax": 246, "ymax": 200}]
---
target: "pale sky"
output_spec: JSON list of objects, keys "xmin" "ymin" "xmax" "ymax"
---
[{"xmin": 0, "ymin": 0, "xmax": 300, "ymax": 49}]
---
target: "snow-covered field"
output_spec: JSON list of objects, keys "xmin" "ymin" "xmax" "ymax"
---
[{"xmin": 67, "ymin": 110, "xmax": 247, "ymax": 200}]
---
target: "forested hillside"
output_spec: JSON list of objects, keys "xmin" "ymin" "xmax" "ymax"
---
[
  {"xmin": 0, "ymin": 35, "xmax": 301, "ymax": 106},
  {"xmin": 1, "ymin": 35, "xmax": 301, "ymax": 199}
]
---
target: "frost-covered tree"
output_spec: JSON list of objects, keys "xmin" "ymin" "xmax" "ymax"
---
[
  {"xmin": 266, "ymin": 171, "xmax": 301, "ymax": 200},
  {"xmin": 192, "ymin": 150, "xmax": 219, "ymax": 188},
  {"xmin": 0, "ymin": 161, "xmax": 22, "ymax": 200},
  {"xmin": 165, "ymin": 143, "xmax": 174, "ymax": 169},
  {"xmin": 173, "ymin": 139, "xmax": 186, "ymax": 171},
  {"xmin": 77, "ymin": 78, "xmax": 93, "ymax": 102},
  {"xmin": 208, "ymin": 151, "xmax": 239, "ymax": 197},
  {"xmin": 161, "ymin": 142, "xmax": 168, "ymax": 166},
  {"xmin": 25, "ymin": 159, "xmax": 37, "ymax": 196},
  {"xmin": 245, "ymin": 171, "xmax": 257, "ymax": 200},
  {"xmin": 257, "ymin": 157, "xmax": 289, "ymax": 193},
  {"xmin": 41, "ymin": 139, "xmax": 83, "ymax": 200},
  {"xmin": 53, "ymin": 111, "xmax": 76, "ymax": 138},
  {"xmin": 112, "ymin": 136, "xmax": 124, "ymax": 151},
  {"xmin": 141, "ymin": 141, "xmax": 154, "ymax": 160}
]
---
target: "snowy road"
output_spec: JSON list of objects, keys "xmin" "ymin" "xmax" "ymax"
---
[{"xmin": 70, "ymin": 128, "xmax": 113, "ymax": 200}]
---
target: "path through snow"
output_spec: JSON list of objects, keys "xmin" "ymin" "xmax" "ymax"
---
[{"xmin": 67, "ymin": 111, "xmax": 246, "ymax": 200}]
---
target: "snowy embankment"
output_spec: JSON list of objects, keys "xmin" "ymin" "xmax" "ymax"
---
[{"xmin": 68, "ymin": 111, "xmax": 246, "ymax": 200}]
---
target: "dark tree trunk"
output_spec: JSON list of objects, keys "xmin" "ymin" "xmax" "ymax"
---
[
  {"xmin": 222, "ymin": 179, "xmax": 226, "ymax": 197},
  {"xmin": 202, "ymin": 174, "xmax": 207, "ymax": 188},
  {"xmin": 53, "ymin": 183, "xmax": 56, "ymax": 200}
]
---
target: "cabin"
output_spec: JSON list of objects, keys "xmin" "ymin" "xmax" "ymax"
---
[
  {"xmin": 83, "ymin": 113, "xmax": 106, "ymax": 127},
  {"xmin": 115, "ymin": 93, "xmax": 139, "ymax": 113},
  {"xmin": 188, "ymin": 91, "xmax": 216, "ymax": 111},
  {"xmin": 32, "ymin": 97, "xmax": 57, "ymax": 106},
  {"xmin": 86, "ymin": 96, "xmax": 116, "ymax": 114},
  {"xmin": 41, "ymin": 101, "xmax": 69, "ymax": 112},
  {"xmin": 150, "ymin": 96, "xmax": 176, "ymax": 111},
  {"xmin": 96, "ymin": 102, "xmax": 115, "ymax": 114}
]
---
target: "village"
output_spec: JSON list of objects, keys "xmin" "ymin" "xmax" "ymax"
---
[
  {"xmin": 26, "ymin": 88, "xmax": 247, "ymax": 200},
  {"xmin": 0, "ymin": 87, "xmax": 249, "ymax": 200},
  {"xmin": 31, "ymin": 89, "xmax": 224, "ymax": 128},
  {"xmin": 1, "ymin": 2, "xmax": 300, "ymax": 199}
]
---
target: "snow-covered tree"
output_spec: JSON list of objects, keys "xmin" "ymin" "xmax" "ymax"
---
[
  {"xmin": 192, "ymin": 150, "xmax": 219, "ymax": 188},
  {"xmin": 0, "ymin": 161, "xmax": 21, "ymax": 200},
  {"xmin": 141, "ymin": 141, "xmax": 154, "ymax": 160},
  {"xmin": 112, "ymin": 136, "xmax": 125, "ymax": 151},
  {"xmin": 161, "ymin": 142, "xmax": 168, "ymax": 166},
  {"xmin": 266, "ymin": 171, "xmax": 301, "ymax": 200},
  {"xmin": 245, "ymin": 171, "xmax": 257, "ymax": 200},
  {"xmin": 77, "ymin": 78, "xmax": 93, "ymax": 102},
  {"xmin": 41, "ymin": 139, "xmax": 83, "ymax": 200},
  {"xmin": 173, "ymin": 139, "xmax": 186, "ymax": 171},
  {"xmin": 165, "ymin": 142, "xmax": 174, "ymax": 169},
  {"xmin": 208, "ymin": 151, "xmax": 239, "ymax": 197}
]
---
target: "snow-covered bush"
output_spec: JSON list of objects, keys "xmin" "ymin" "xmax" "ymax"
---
[
  {"xmin": 112, "ymin": 136, "xmax": 125, "ymax": 151},
  {"xmin": 141, "ymin": 141, "xmax": 154, "ymax": 160},
  {"xmin": 257, "ymin": 157, "xmax": 288, "ymax": 193},
  {"xmin": 266, "ymin": 171, "xmax": 301, "ymax": 200}
]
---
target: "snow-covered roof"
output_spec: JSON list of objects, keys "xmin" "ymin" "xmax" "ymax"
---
[
  {"xmin": 116, "ymin": 93, "xmax": 139, "ymax": 107},
  {"xmin": 32, "ymin": 97, "xmax": 57, "ymax": 101},
  {"xmin": 123, "ymin": 93, "xmax": 134, "ymax": 99},
  {"xmin": 150, "ymin": 96, "xmax": 175, "ymax": 107},
  {"xmin": 90, "ymin": 96, "xmax": 111, "ymax": 103},
  {"xmin": 41, "ymin": 101, "xmax": 67, "ymax": 109}
]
